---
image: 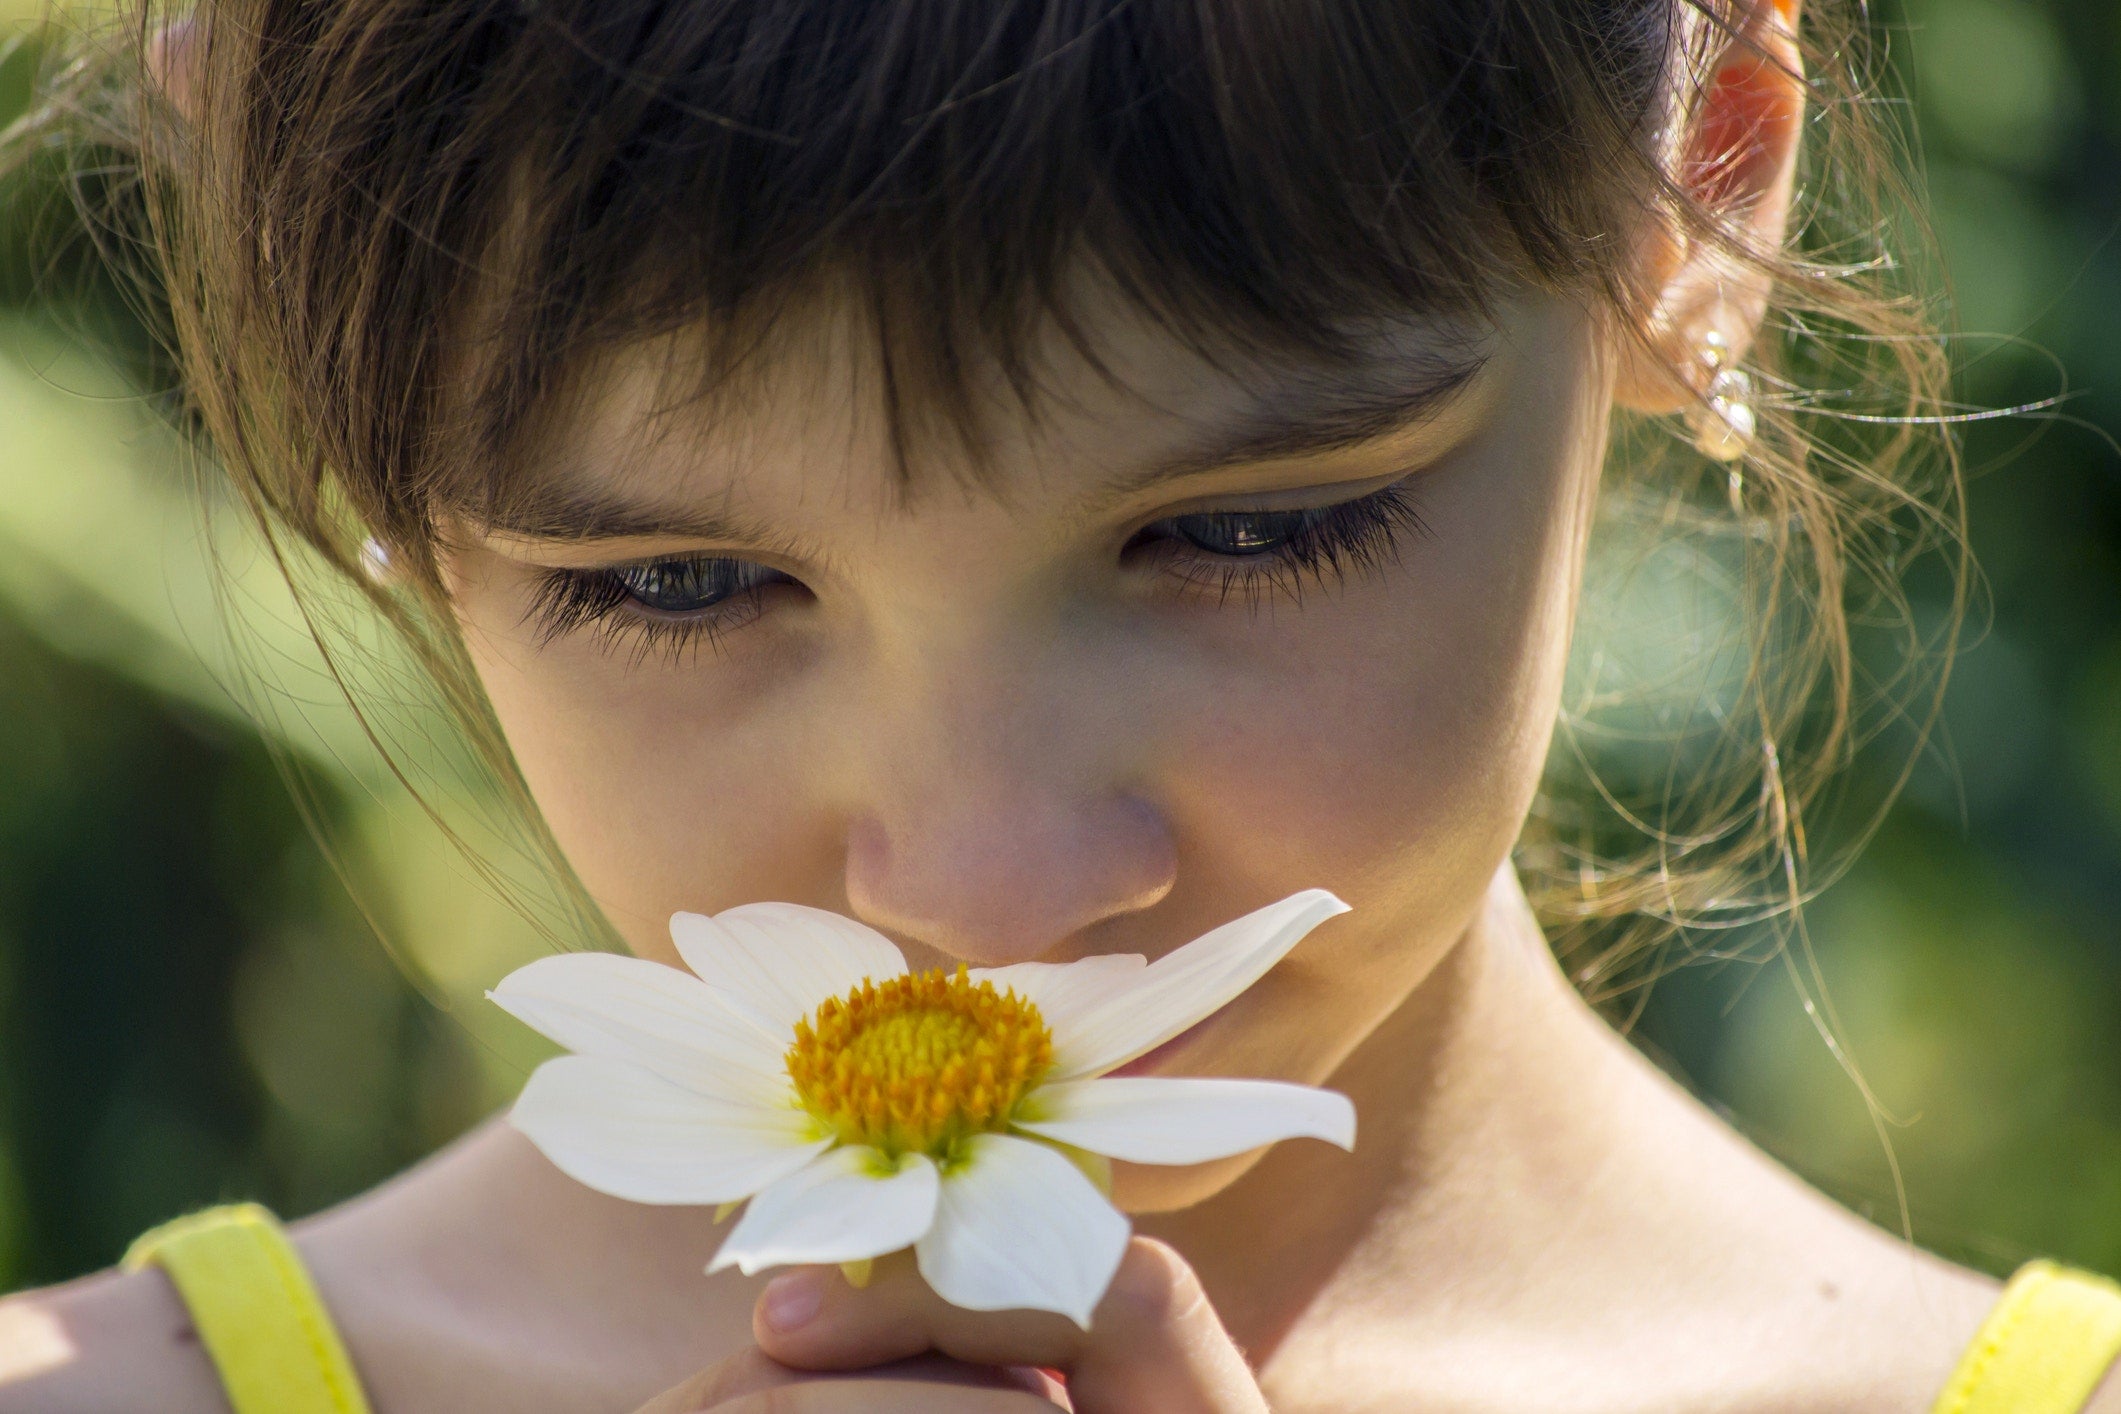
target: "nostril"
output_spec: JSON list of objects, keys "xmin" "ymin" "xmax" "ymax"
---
[{"xmin": 842, "ymin": 796, "xmax": 1176, "ymax": 966}]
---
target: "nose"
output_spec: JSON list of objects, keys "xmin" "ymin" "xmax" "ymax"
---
[
  {"xmin": 845, "ymin": 790, "xmax": 1176, "ymax": 966},
  {"xmin": 836, "ymin": 626, "xmax": 1178, "ymax": 965}
]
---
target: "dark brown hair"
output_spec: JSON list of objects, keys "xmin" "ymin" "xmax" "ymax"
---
[{"xmin": 1, "ymin": 0, "xmax": 1962, "ymax": 995}]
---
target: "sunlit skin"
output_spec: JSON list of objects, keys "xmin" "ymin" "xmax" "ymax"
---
[
  {"xmin": 443, "ymin": 292, "xmax": 1575, "ymax": 1220},
  {"xmin": 6, "ymin": 4, "xmax": 2114, "ymax": 1412}
]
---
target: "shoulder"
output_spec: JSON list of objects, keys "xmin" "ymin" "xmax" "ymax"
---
[
  {"xmin": 0, "ymin": 1264, "xmax": 229, "ymax": 1414},
  {"xmin": 1796, "ymin": 1249, "xmax": 2002, "ymax": 1412}
]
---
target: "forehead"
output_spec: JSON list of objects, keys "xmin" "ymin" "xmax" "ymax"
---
[{"xmin": 481, "ymin": 286, "xmax": 1518, "ymax": 534}]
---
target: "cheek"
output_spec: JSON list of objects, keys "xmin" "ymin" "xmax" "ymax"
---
[
  {"xmin": 450, "ymin": 583, "xmax": 829, "ymax": 956},
  {"xmin": 1162, "ymin": 422, "xmax": 1593, "ymax": 934},
  {"xmin": 506, "ymin": 704, "xmax": 826, "ymax": 953}
]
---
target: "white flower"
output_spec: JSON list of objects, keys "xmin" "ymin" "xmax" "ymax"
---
[{"xmin": 488, "ymin": 890, "xmax": 1355, "ymax": 1326}]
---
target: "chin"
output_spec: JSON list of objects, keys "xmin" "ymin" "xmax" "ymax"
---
[{"xmin": 1111, "ymin": 1148, "xmax": 1269, "ymax": 1214}]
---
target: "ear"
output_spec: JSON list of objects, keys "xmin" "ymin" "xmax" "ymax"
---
[{"xmin": 1615, "ymin": 0, "xmax": 1805, "ymax": 415}]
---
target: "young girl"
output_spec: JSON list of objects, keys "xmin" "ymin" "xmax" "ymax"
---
[{"xmin": 2, "ymin": 0, "xmax": 2114, "ymax": 1409}]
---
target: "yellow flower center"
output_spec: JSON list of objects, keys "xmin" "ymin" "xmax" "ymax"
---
[{"xmin": 785, "ymin": 967, "xmax": 1054, "ymax": 1159}]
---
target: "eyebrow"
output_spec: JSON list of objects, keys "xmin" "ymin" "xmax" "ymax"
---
[
  {"xmin": 1113, "ymin": 349, "xmax": 1492, "ymax": 495},
  {"xmin": 474, "ymin": 493, "xmax": 764, "ymax": 543},
  {"xmin": 475, "ymin": 348, "xmax": 1491, "ymax": 543}
]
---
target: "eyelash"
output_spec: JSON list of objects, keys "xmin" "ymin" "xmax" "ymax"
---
[
  {"xmin": 524, "ymin": 558, "xmax": 794, "ymax": 665},
  {"xmin": 522, "ymin": 479, "xmax": 1428, "ymax": 661},
  {"xmin": 1130, "ymin": 479, "xmax": 1429, "ymax": 609}
]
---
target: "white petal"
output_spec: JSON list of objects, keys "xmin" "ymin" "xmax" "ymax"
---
[
  {"xmin": 708, "ymin": 1146, "xmax": 939, "ymax": 1275},
  {"xmin": 1014, "ymin": 1076, "xmax": 1356, "ymax": 1164},
  {"xmin": 969, "ymin": 954, "xmax": 1148, "ymax": 1038},
  {"xmin": 673, "ymin": 904, "xmax": 908, "ymax": 1034},
  {"xmin": 915, "ymin": 1134, "xmax": 1130, "ymax": 1329},
  {"xmin": 511, "ymin": 1055, "xmax": 829, "ymax": 1204},
  {"xmin": 488, "ymin": 953, "xmax": 789, "ymax": 1101},
  {"xmin": 1049, "ymin": 889, "xmax": 1351, "ymax": 1080}
]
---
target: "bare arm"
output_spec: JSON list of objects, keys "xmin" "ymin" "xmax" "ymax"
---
[{"xmin": 0, "ymin": 1267, "xmax": 230, "ymax": 1414}]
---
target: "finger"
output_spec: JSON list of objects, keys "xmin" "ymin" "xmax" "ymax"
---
[
  {"xmin": 630, "ymin": 1347, "xmax": 793, "ymax": 1414},
  {"xmin": 634, "ymin": 1349, "xmax": 1058, "ymax": 1413},
  {"xmin": 711, "ymin": 1382, "xmax": 1059, "ymax": 1414},
  {"xmin": 754, "ymin": 1238, "xmax": 1267, "ymax": 1414}
]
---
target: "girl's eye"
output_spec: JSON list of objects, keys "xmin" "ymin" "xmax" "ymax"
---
[
  {"xmin": 610, "ymin": 557, "xmax": 782, "ymax": 614},
  {"xmin": 524, "ymin": 555, "xmax": 799, "ymax": 661},
  {"xmin": 1128, "ymin": 480, "xmax": 1429, "ymax": 603},
  {"xmin": 1171, "ymin": 507, "xmax": 1331, "ymax": 557},
  {"xmin": 522, "ymin": 481, "xmax": 1425, "ymax": 661}
]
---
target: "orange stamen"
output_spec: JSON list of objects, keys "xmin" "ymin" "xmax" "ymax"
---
[{"xmin": 785, "ymin": 967, "xmax": 1054, "ymax": 1159}]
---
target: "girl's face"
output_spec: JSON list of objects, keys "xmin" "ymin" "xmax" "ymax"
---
[{"xmin": 442, "ymin": 288, "xmax": 1614, "ymax": 1210}]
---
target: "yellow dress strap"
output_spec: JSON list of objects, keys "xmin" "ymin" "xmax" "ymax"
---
[
  {"xmin": 1933, "ymin": 1260, "xmax": 2121, "ymax": 1414},
  {"xmin": 121, "ymin": 1202, "xmax": 375, "ymax": 1414}
]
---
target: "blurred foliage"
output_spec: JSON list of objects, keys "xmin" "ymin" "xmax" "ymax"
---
[
  {"xmin": 1631, "ymin": 0, "xmax": 2121, "ymax": 1277},
  {"xmin": 0, "ymin": 0, "xmax": 2118, "ymax": 1293},
  {"xmin": 0, "ymin": 612, "xmax": 491, "ymax": 1279}
]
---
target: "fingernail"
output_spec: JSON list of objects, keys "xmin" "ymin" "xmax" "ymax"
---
[{"xmin": 762, "ymin": 1272, "xmax": 824, "ymax": 1331}]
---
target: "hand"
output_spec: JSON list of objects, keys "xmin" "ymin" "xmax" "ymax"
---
[
  {"xmin": 630, "ymin": 1347, "xmax": 1062, "ymax": 1413},
  {"xmin": 630, "ymin": 1237, "xmax": 1267, "ymax": 1412},
  {"xmin": 770, "ymin": 1236, "xmax": 1265, "ymax": 1412}
]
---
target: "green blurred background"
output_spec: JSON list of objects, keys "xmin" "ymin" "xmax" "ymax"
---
[{"xmin": 1, "ymin": 0, "xmax": 2118, "ymax": 1292}]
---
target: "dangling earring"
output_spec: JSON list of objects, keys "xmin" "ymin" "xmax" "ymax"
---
[
  {"xmin": 1682, "ymin": 329, "xmax": 1755, "ymax": 510},
  {"xmin": 1683, "ymin": 328, "xmax": 1756, "ymax": 463}
]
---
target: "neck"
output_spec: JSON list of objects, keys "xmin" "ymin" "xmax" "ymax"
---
[{"xmin": 1140, "ymin": 871, "xmax": 1650, "ymax": 1359}]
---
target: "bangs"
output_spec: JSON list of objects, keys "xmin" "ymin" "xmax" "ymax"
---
[{"xmin": 176, "ymin": 0, "xmax": 1679, "ymax": 536}]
